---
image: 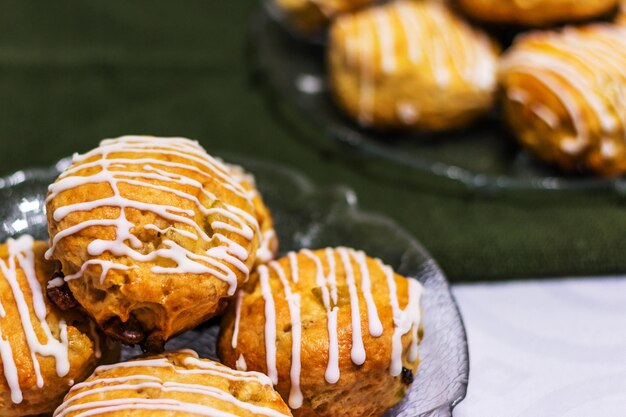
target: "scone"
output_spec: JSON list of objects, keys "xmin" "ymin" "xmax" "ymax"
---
[
  {"xmin": 456, "ymin": 0, "xmax": 619, "ymax": 27},
  {"xmin": 270, "ymin": 0, "xmax": 377, "ymax": 35},
  {"xmin": 0, "ymin": 235, "xmax": 115, "ymax": 416},
  {"xmin": 53, "ymin": 350, "xmax": 293, "ymax": 417},
  {"xmin": 218, "ymin": 248, "xmax": 424, "ymax": 417},
  {"xmin": 499, "ymin": 25, "xmax": 626, "ymax": 176},
  {"xmin": 328, "ymin": 0, "xmax": 499, "ymax": 132},
  {"xmin": 46, "ymin": 136, "xmax": 274, "ymax": 350}
]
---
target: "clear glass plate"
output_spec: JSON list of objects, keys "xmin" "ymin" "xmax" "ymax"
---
[
  {"xmin": 0, "ymin": 155, "xmax": 468, "ymax": 417},
  {"xmin": 252, "ymin": 9, "xmax": 626, "ymax": 194}
]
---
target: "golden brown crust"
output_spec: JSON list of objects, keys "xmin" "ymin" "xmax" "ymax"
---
[
  {"xmin": 0, "ymin": 239, "xmax": 115, "ymax": 417},
  {"xmin": 328, "ymin": 0, "xmax": 499, "ymax": 132},
  {"xmin": 456, "ymin": 0, "xmax": 619, "ymax": 26},
  {"xmin": 55, "ymin": 350, "xmax": 293, "ymax": 417},
  {"xmin": 218, "ymin": 248, "xmax": 423, "ymax": 417},
  {"xmin": 499, "ymin": 25, "xmax": 626, "ymax": 176},
  {"xmin": 46, "ymin": 137, "xmax": 266, "ymax": 344},
  {"xmin": 272, "ymin": 0, "xmax": 376, "ymax": 34}
]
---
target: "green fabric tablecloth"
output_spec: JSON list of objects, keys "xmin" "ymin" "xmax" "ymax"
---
[{"xmin": 1, "ymin": 1, "xmax": 625, "ymax": 282}]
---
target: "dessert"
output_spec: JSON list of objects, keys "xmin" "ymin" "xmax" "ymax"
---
[
  {"xmin": 53, "ymin": 350, "xmax": 293, "ymax": 417},
  {"xmin": 0, "ymin": 236, "xmax": 115, "ymax": 416},
  {"xmin": 218, "ymin": 248, "xmax": 424, "ymax": 417},
  {"xmin": 328, "ymin": 0, "xmax": 499, "ymax": 132},
  {"xmin": 46, "ymin": 136, "xmax": 275, "ymax": 350},
  {"xmin": 499, "ymin": 25, "xmax": 626, "ymax": 175}
]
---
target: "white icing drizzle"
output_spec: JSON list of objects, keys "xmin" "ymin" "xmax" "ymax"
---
[
  {"xmin": 531, "ymin": 104, "xmax": 560, "ymax": 130},
  {"xmin": 259, "ymin": 265, "xmax": 278, "ymax": 385},
  {"xmin": 378, "ymin": 260, "xmax": 423, "ymax": 376},
  {"xmin": 232, "ymin": 248, "xmax": 424, "ymax": 409},
  {"xmin": 256, "ymin": 229, "xmax": 277, "ymax": 264},
  {"xmin": 54, "ymin": 351, "xmax": 287, "ymax": 417},
  {"xmin": 336, "ymin": 0, "xmax": 496, "ymax": 126},
  {"xmin": 236, "ymin": 354, "xmax": 247, "ymax": 371},
  {"xmin": 407, "ymin": 279, "xmax": 423, "ymax": 362},
  {"xmin": 356, "ymin": 14, "xmax": 376, "ymax": 125},
  {"xmin": 144, "ymin": 224, "xmax": 199, "ymax": 240},
  {"xmin": 45, "ymin": 136, "xmax": 262, "ymax": 297},
  {"xmin": 507, "ymin": 87, "xmax": 530, "ymax": 105},
  {"xmin": 270, "ymin": 261, "xmax": 303, "ymax": 409},
  {"xmin": 231, "ymin": 289, "xmax": 245, "ymax": 349},
  {"xmin": 602, "ymin": 141, "xmax": 617, "ymax": 158},
  {"xmin": 352, "ymin": 250, "xmax": 383, "ymax": 337},
  {"xmin": 500, "ymin": 25, "xmax": 626, "ymax": 156},
  {"xmin": 397, "ymin": 102, "xmax": 421, "ymax": 125},
  {"xmin": 183, "ymin": 355, "xmax": 273, "ymax": 386},
  {"xmin": 301, "ymin": 249, "xmax": 340, "ymax": 382},
  {"xmin": 288, "ymin": 251, "xmax": 299, "ymax": 283},
  {"xmin": 0, "ymin": 327, "xmax": 21, "ymax": 403},
  {"xmin": 92, "ymin": 354, "xmax": 271, "ymax": 385},
  {"xmin": 336, "ymin": 248, "xmax": 366, "ymax": 365},
  {"xmin": 61, "ymin": 260, "xmax": 136, "ymax": 286},
  {"xmin": 0, "ymin": 235, "xmax": 71, "ymax": 404},
  {"xmin": 374, "ymin": 8, "xmax": 396, "ymax": 74},
  {"xmin": 324, "ymin": 247, "xmax": 338, "ymax": 305}
]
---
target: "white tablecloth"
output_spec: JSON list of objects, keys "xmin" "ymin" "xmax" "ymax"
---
[{"xmin": 451, "ymin": 277, "xmax": 626, "ymax": 417}]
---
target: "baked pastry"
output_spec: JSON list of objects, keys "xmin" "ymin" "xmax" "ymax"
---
[
  {"xmin": 218, "ymin": 247, "xmax": 424, "ymax": 417},
  {"xmin": 0, "ymin": 235, "xmax": 114, "ymax": 416},
  {"xmin": 499, "ymin": 25, "xmax": 626, "ymax": 176},
  {"xmin": 456, "ymin": 0, "xmax": 619, "ymax": 27},
  {"xmin": 46, "ymin": 136, "xmax": 275, "ymax": 350},
  {"xmin": 53, "ymin": 350, "xmax": 293, "ymax": 417},
  {"xmin": 328, "ymin": 0, "xmax": 499, "ymax": 132},
  {"xmin": 270, "ymin": 0, "xmax": 377, "ymax": 35}
]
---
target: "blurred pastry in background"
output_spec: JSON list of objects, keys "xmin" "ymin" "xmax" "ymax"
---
[
  {"xmin": 456, "ymin": 0, "xmax": 619, "ymax": 27},
  {"xmin": 499, "ymin": 24, "xmax": 626, "ymax": 176},
  {"xmin": 0, "ymin": 236, "xmax": 116, "ymax": 417},
  {"xmin": 270, "ymin": 0, "xmax": 377, "ymax": 35},
  {"xmin": 616, "ymin": 0, "xmax": 626, "ymax": 24},
  {"xmin": 218, "ymin": 247, "xmax": 424, "ymax": 417},
  {"xmin": 328, "ymin": 0, "xmax": 499, "ymax": 132},
  {"xmin": 46, "ymin": 136, "xmax": 270, "ymax": 351},
  {"xmin": 54, "ymin": 350, "xmax": 293, "ymax": 417}
]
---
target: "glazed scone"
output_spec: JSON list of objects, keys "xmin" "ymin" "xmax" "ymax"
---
[
  {"xmin": 46, "ymin": 136, "xmax": 272, "ymax": 350},
  {"xmin": 271, "ymin": 0, "xmax": 376, "ymax": 35},
  {"xmin": 328, "ymin": 0, "xmax": 499, "ymax": 132},
  {"xmin": 499, "ymin": 25, "xmax": 626, "ymax": 176},
  {"xmin": 218, "ymin": 248, "xmax": 424, "ymax": 417},
  {"xmin": 456, "ymin": 0, "xmax": 619, "ymax": 27},
  {"xmin": 0, "ymin": 236, "xmax": 115, "ymax": 417},
  {"xmin": 53, "ymin": 350, "xmax": 293, "ymax": 417}
]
